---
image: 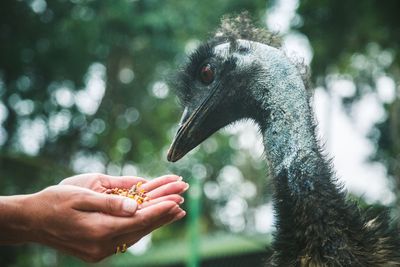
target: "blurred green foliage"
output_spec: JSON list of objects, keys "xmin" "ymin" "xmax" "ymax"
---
[
  {"xmin": 1, "ymin": 0, "xmax": 400, "ymax": 266},
  {"xmin": 0, "ymin": 0, "xmax": 268, "ymax": 266}
]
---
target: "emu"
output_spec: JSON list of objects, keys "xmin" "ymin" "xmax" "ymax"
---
[{"xmin": 167, "ymin": 14, "xmax": 400, "ymax": 266}]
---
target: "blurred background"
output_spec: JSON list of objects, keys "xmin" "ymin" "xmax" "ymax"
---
[{"xmin": 0, "ymin": 0, "xmax": 399, "ymax": 266}]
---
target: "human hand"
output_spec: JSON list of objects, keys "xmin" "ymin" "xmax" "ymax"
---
[
  {"xmin": 60, "ymin": 173, "xmax": 189, "ymax": 214},
  {"xmin": 24, "ymin": 181, "xmax": 187, "ymax": 262}
]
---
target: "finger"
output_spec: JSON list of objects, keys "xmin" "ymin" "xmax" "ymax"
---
[
  {"xmin": 75, "ymin": 192, "xmax": 138, "ymax": 216},
  {"xmin": 141, "ymin": 175, "xmax": 183, "ymax": 192},
  {"xmin": 111, "ymin": 209, "xmax": 186, "ymax": 253},
  {"xmin": 99, "ymin": 201, "xmax": 184, "ymax": 235},
  {"xmin": 102, "ymin": 175, "xmax": 147, "ymax": 189},
  {"xmin": 139, "ymin": 194, "xmax": 184, "ymax": 209},
  {"xmin": 146, "ymin": 181, "xmax": 189, "ymax": 199}
]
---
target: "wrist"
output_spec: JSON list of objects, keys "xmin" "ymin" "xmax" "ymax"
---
[{"xmin": 0, "ymin": 193, "xmax": 37, "ymax": 244}]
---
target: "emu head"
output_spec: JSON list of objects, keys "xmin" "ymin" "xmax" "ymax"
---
[{"xmin": 167, "ymin": 14, "xmax": 307, "ymax": 162}]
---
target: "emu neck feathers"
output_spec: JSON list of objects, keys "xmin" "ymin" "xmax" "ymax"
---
[
  {"xmin": 256, "ymin": 58, "xmax": 356, "ymax": 259},
  {"xmin": 254, "ymin": 46, "xmax": 349, "ymax": 220}
]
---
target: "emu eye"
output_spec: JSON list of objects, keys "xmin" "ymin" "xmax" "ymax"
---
[{"xmin": 199, "ymin": 64, "xmax": 214, "ymax": 85}]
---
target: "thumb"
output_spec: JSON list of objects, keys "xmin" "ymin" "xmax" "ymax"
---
[{"xmin": 77, "ymin": 192, "xmax": 138, "ymax": 216}]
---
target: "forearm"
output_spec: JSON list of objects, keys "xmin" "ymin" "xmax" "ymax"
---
[{"xmin": 0, "ymin": 194, "xmax": 35, "ymax": 244}]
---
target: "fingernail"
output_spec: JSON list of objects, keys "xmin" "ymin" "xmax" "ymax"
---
[
  {"xmin": 179, "ymin": 197, "xmax": 185, "ymax": 204},
  {"xmin": 182, "ymin": 183, "xmax": 190, "ymax": 192},
  {"xmin": 175, "ymin": 211, "xmax": 186, "ymax": 220},
  {"xmin": 123, "ymin": 198, "xmax": 137, "ymax": 214},
  {"xmin": 177, "ymin": 176, "xmax": 183, "ymax": 181}
]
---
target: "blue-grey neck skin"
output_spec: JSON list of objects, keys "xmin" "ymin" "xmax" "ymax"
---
[{"xmin": 253, "ymin": 47, "xmax": 317, "ymax": 178}]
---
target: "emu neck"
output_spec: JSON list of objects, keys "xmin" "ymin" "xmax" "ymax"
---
[
  {"xmin": 262, "ymin": 109, "xmax": 318, "ymax": 180},
  {"xmin": 259, "ymin": 77, "xmax": 322, "ymax": 183},
  {"xmin": 261, "ymin": 94, "xmax": 327, "ymax": 196},
  {"xmin": 258, "ymin": 65, "xmax": 341, "ymax": 205},
  {"xmin": 257, "ymin": 74, "xmax": 350, "ymax": 257}
]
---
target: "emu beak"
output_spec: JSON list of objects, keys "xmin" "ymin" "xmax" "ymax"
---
[
  {"xmin": 168, "ymin": 89, "xmax": 220, "ymax": 162},
  {"xmin": 167, "ymin": 106, "xmax": 211, "ymax": 162}
]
